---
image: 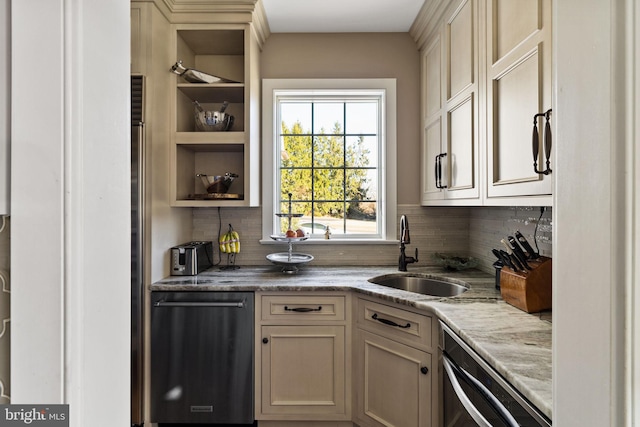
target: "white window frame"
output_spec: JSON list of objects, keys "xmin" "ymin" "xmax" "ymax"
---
[{"xmin": 261, "ymin": 79, "xmax": 397, "ymax": 243}]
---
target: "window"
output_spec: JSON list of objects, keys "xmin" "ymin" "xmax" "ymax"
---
[{"xmin": 262, "ymin": 79, "xmax": 397, "ymax": 242}]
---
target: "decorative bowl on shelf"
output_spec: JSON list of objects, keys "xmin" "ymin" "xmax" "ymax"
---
[
  {"xmin": 197, "ymin": 172, "xmax": 238, "ymax": 194},
  {"xmin": 270, "ymin": 233, "xmax": 309, "ymax": 242},
  {"xmin": 193, "ymin": 100, "xmax": 234, "ymax": 132},
  {"xmin": 432, "ymin": 252, "xmax": 479, "ymax": 271}
]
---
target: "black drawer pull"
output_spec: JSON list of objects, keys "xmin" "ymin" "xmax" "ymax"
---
[
  {"xmin": 421, "ymin": 366, "xmax": 429, "ymax": 375},
  {"xmin": 371, "ymin": 313, "xmax": 410, "ymax": 329},
  {"xmin": 284, "ymin": 306, "xmax": 322, "ymax": 313}
]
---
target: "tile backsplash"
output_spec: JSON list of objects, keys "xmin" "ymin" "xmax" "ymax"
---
[
  {"xmin": 191, "ymin": 204, "xmax": 552, "ymax": 273},
  {"xmin": 192, "ymin": 205, "xmax": 470, "ymax": 268},
  {"xmin": 468, "ymin": 206, "xmax": 553, "ymax": 272}
]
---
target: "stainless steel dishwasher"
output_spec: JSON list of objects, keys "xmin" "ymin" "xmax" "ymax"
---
[
  {"xmin": 150, "ymin": 291, "xmax": 255, "ymax": 425},
  {"xmin": 440, "ymin": 321, "xmax": 551, "ymax": 427}
]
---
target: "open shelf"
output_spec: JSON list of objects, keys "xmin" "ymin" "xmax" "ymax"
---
[{"xmin": 169, "ymin": 24, "xmax": 259, "ymax": 207}]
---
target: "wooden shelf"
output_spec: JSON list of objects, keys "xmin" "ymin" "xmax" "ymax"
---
[
  {"xmin": 177, "ymin": 83, "xmax": 244, "ymax": 103},
  {"xmin": 170, "ymin": 24, "xmax": 259, "ymax": 208}
]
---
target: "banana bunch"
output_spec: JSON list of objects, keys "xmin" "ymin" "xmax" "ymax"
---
[{"xmin": 219, "ymin": 224, "xmax": 240, "ymax": 254}]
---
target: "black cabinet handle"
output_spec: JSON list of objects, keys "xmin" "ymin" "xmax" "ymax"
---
[
  {"xmin": 284, "ymin": 306, "xmax": 322, "ymax": 313},
  {"xmin": 371, "ymin": 313, "xmax": 410, "ymax": 329},
  {"xmin": 421, "ymin": 366, "xmax": 429, "ymax": 375},
  {"xmin": 533, "ymin": 109, "xmax": 552, "ymax": 175},
  {"xmin": 435, "ymin": 153, "xmax": 447, "ymax": 189},
  {"xmin": 262, "ymin": 337, "xmax": 269, "ymax": 344}
]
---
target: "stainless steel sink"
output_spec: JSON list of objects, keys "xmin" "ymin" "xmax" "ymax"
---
[{"xmin": 368, "ymin": 274, "xmax": 468, "ymax": 297}]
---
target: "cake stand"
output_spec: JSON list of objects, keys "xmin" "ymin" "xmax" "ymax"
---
[{"xmin": 266, "ymin": 194, "xmax": 314, "ymax": 273}]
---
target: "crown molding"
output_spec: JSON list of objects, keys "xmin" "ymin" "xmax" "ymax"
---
[
  {"xmin": 409, "ymin": 0, "xmax": 449, "ymax": 50},
  {"xmin": 160, "ymin": 0, "xmax": 256, "ymax": 13},
  {"xmin": 149, "ymin": 0, "xmax": 270, "ymax": 48}
]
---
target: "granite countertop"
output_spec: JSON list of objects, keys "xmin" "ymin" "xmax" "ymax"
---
[{"xmin": 151, "ymin": 265, "xmax": 552, "ymax": 420}]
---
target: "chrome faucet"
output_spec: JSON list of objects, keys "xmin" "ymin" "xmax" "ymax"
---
[{"xmin": 399, "ymin": 215, "xmax": 418, "ymax": 271}]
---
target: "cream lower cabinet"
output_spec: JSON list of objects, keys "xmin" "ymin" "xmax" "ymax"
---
[
  {"xmin": 354, "ymin": 297, "xmax": 438, "ymax": 427},
  {"xmin": 256, "ymin": 292, "xmax": 351, "ymax": 424}
]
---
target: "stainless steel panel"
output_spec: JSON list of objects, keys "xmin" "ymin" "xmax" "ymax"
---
[
  {"xmin": 150, "ymin": 291, "xmax": 255, "ymax": 424},
  {"xmin": 131, "ymin": 75, "xmax": 144, "ymax": 427}
]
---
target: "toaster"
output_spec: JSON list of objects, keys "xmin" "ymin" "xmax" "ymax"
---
[{"xmin": 171, "ymin": 241, "xmax": 214, "ymax": 276}]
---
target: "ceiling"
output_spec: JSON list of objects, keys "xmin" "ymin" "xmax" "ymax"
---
[{"xmin": 261, "ymin": 0, "xmax": 426, "ymax": 33}]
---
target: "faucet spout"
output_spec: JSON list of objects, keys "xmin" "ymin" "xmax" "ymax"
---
[
  {"xmin": 400, "ymin": 215, "xmax": 410, "ymax": 244},
  {"xmin": 399, "ymin": 215, "xmax": 418, "ymax": 271}
]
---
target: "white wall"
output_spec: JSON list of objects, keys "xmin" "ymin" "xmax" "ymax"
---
[
  {"xmin": 11, "ymin": 0, "xmax": 130, "ymax": 425},
  {"xmin": 0, "ymin": 0, "xmax": 10, "ymax": 403},
  {"xmin": 554, "ymin": 0, "xmax": 632, "ymax": 425},
  {"xmin": 0, "ymin": 0, "xmax": 9, "ymax": 215}
]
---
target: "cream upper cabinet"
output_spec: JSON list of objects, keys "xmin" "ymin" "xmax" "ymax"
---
[
  {"xmin": 415, "ymin": 0, "xmax": 553, "ymax": 206},
  {"xmin": 485, "ymin": 0, "xmax": 553, "ymax": 203},
  {"xmin": 354, "ymin": 297, "xmax": 438, "ymax": 427},
  {"xmin": 421, "ymin": 0, "xmax": 481, "ymax": 205},
  {"xmin": 130, "ymin": 2, "xmax": 149, "ymax": 75},
  {"xmin": 421, "ymin": 34, "xmax": 445, "ymax": 202}
]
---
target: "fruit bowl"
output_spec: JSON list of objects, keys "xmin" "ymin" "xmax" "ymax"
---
[{"xmin": 270, "ymin": 234, "xmax": 309, "ymax": 242}]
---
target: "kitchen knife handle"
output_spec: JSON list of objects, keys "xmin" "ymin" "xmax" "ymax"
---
[
  {"xmin": 508, "ymin": 236, "xmax": 532, "ymax": 270},
  {"xmin": 515, "ymin": 230, "xmax": 539, "ymax": 259},
  {"xmin": 498, "ymin": 250, "xmax": 517, "ymax": 271},
  {"xmin": 500, "ymin": 239, "xmax": 525, "ymax": 272},
  {"xmin": 509, "ymin": 253, "xmax": 525, "ymax": 272}
]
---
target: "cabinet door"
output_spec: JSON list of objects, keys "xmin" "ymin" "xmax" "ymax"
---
[
  {"xmin": 486, "ymin": 0, "xmax": 553, "ymax": 200},
  {"xmin": 421, "ymin": 32, "xmax": 445, "ymax": 203},
  {"xmin": 443, "ymin": 0, "xmax": 480, "ymax": 201},
  {"xmin": 421, "ymin": 0, "xmax": 481, "ymax": 205},
  {"xmin": 259, "ymin": 325, "xmax": 347, "ymax": 419},
  {"xmin": 356, "ymin": 330, "xmax": 432, "ymax": 427},
  {"xmin": 130, "ymin": 2, "xmax": 149, "ymax": 75}
]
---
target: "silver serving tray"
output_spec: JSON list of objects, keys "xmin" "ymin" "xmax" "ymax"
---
[
  {"xmin": 266, "ymin": 252, "xmax": 314, "ymax": 266},
  {"xmin": 270, "ymin": 234, "xmax": 309, "ymax": 242}
]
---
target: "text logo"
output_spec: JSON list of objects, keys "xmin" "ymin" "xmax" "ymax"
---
[{"xmin": 0, "ymin": 405, "xmax": 68, "ymax": 426}]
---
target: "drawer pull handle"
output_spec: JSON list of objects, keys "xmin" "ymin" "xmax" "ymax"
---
[
  {"xmin": 372, "ymin": 313, "xmax": 410, "ymax": 329},
  {"xmin": 421, "ymin": 366, "xmax": 429, "ymax": 375},
  {"xmin": 284, "ymin": 306, "xmax": 322, "ymax": 313},
  {"xmin": 532, "ymin": 109, "xmax": 553, "ymax": 175}
]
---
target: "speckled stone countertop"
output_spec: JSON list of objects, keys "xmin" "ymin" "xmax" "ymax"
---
[{"xmin": 151, "ymin": 265, "xmax": 552, "ymax": 420}]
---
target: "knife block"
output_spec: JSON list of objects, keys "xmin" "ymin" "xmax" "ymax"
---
[{"xmin": 500, "ymin": 257, "xmax": 552, "ymax": 313}]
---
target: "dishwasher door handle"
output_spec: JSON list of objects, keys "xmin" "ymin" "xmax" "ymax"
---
[
  {"xmin": 443, "ymin": 353, "xmax": 519, "ymax": 427},
  {"xmin": 154, "ymin": 300, "xmax": 246, "ymax": 308}
]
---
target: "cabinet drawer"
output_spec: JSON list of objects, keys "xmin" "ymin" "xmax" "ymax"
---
[
  {"xmin": 357, "ymin": 298, "xmax": 432, "ymax": 350},
  {"xmin": 261, "ymin": 295, "xmax": 346, "ymax": 322}
]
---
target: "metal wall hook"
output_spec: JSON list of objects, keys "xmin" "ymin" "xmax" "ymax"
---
[{"xmin": 533, "ymin": 109, "xmax": 553, "ymax": 175}]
